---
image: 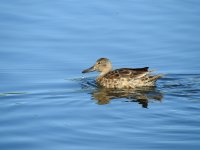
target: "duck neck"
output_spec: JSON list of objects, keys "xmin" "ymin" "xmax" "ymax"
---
[
  {"xmin": 98, "ymin": 61, "xmax": 112, "ymax": 78},
  {"xmin": 100, "ymin": 71, "xmax": 108, "ymax": 77},
  {"xmin": 99, "ymin": 67, "xmax": 112, "ymax": 77}
]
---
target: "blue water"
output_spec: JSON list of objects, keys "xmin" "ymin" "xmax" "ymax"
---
[{"xmin": 0, "ymin": 0, "xmax": 200, "ymax": 150}]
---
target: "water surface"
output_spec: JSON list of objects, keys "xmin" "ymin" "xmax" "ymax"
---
[{"xmin": 0, "ymin": 0, "xmax": 200, "ymax": 150}]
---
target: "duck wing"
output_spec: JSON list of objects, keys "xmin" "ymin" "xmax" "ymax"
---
[{"xmin": 104, "ymin": 67, "xmax": 149, "ymax": 79}]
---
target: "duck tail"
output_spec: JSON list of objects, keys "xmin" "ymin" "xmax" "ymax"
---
[
  {"xmin": 148, "ymin": 69, "xmax": 156, "ymax": 73},
  {"xmin": 149, "ymin": 74, "xmax": 164, "ymax": 82}
]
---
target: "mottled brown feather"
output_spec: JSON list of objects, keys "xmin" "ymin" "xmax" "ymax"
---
[
  {"xmin": 82, "ymin": 58, "xmax": 162, "ymax": 88},
  {"xmin": 103, "ymin": 67, "xmax": 149, "ymax": 79}
]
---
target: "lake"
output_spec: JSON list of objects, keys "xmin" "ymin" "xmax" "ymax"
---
[{"xmin": 0, "ymin": 0, "xmax": 200, "ymax": 150}]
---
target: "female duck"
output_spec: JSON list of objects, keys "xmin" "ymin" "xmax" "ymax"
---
[{"xmin": 82, "ymin": 58, "xmax": 162, "ymax": 89}]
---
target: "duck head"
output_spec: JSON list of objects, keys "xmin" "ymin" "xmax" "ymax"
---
[{"xmin": 82, "ymin": 58, "xmax": 112, "ymax": 76}]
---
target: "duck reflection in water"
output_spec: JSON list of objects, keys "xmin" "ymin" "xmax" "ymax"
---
[{"xmin": 81, "ymin": 79, "xmax": 163, "ymax": 108}]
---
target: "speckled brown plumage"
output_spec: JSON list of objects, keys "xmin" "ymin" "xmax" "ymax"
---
[{"xmin": 82, "ymin": 58, "xmax": 163, "ymax": 89}]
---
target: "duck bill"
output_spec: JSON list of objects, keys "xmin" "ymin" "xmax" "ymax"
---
[{"xmin": 82, "ymin": 66, "xmax": 96, "ymax": 73}]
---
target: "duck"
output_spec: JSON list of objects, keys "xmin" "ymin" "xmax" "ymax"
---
[{"xmin": 82, "ymin": 58, "xmax": 163, "ymax": 89}]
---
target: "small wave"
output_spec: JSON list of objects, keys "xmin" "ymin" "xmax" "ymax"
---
[{"xmin": 0, "ymin": 92, "xmax": 28, "ymax": 96}]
